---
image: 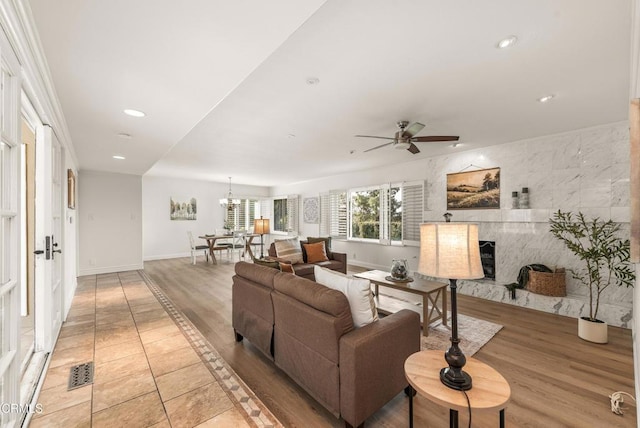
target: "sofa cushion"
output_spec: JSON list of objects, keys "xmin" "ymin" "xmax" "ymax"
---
[
  {"xmin": 303, "ymin": 241, "xmax": 329, "ymax": 263},
  {"xmin": 279, "ymin": 262, "xmax": 295, "ymax": 273},
  {"xmin": 291, "ymin": 263, "xmax": 314, "ymax": 278},
  {"xmin": 253, "ymin": 257, "xmax": 281, "ymax": 271},
  {"xmin": 307, "ymin": 237, "xmax": 333, "ymax": 258},
  {"xmin": 274, "ymin": 237, "xmax": 304, "ymax": 264},
  {"xmin": 235, "ymin": 261, "xmax": 279, "ymax": 289},
  {"xmin": 314, "ymin": 266, "xmax": 379, "ymax": 328}
]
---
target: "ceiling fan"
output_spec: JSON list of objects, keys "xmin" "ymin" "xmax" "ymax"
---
[{"xmin": 356, "ymin": 121, "xmax": 459, "ymax": 154}]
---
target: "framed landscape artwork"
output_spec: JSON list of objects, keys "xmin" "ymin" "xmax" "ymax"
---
[
  {"xmin": 447, "ymin": 167, "xmax": 500, "ymax": 209},
  {"xmin": 170, "ymin": 197, "xmax": 197, "ymax": 220}
]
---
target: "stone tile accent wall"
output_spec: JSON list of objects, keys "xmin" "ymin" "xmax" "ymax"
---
[{"xmin": 420, "ymin": 122, "xmax": 632, "ymax": 327}]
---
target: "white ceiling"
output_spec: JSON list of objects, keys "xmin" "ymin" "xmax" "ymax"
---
[{"xmin": 29, "ymin": 0, "xmax": 632, "ymax": 187}]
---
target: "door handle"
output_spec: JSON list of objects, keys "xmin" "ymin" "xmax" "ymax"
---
[{"xmin": 33, "ymin": 250, "xmax": 44, "ymax": 255}]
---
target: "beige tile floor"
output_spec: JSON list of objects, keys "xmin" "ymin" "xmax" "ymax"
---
[{"xmin": 30, "ymin": 272, "xmax": 250, "ymax": 428}]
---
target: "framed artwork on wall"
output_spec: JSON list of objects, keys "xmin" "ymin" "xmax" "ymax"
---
[
  {"xmin": 67, "ymin": 169, "xmax": 76, "ymax": 209},
  {"xmin": 170, "ymin": 197, "xmax": 197, "ymax": 220},
  {"xmin": 447, "ymin": 167, "xmax": 500, "ymax": 210},
  {"xmin": 303, "ymin": 197, "xmax": 319, "ymax": 223}
]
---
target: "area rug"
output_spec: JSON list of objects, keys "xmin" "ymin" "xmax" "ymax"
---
[
  {"xmin": 377, "ymin": 291, "xmax": 503, "ymax": 356},
  {"xmin": 420, "ymin": 313, "xmax": 503, "ymax": 356},
  {"xmin": 139, "ymin": 270, "xmax": 282, "ymax": 428}
]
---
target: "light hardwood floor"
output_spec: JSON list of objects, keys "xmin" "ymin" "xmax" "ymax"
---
[{"xmin": 144, "ymin": 257, "xmax": 636, "ymax": 428}]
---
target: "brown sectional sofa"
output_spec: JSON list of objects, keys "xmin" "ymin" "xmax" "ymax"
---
[
  {"xmin": 267, "ymin": 240, "xmax": 347, "ymax": 280},
  {"xmin": 232, "ymin": 261, "xmax": 421, "ymax": 428}
]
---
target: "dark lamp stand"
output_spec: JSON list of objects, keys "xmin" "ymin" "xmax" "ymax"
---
[
  {"xmin": 253, "ymin": 217, "xmax": 270, "ymax": 259},
  {"xmin": 440, "ymin": 278, "xmax": 472, "ymax": 391}
]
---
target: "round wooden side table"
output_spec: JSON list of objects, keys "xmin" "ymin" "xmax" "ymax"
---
[{"xmin": 405, "ymin": 350, "xmax": 511, "ymax": 428}]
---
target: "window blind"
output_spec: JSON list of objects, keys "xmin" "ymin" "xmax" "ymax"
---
[
  {"xmin": 320, "ymin": 190, "xmax": 347, "ymax": 238},
  {"xmin": 286, "ymin": 195, "xmax": 299, "ymax": 234}
]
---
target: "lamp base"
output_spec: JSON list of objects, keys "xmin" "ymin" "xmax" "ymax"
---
[{"xmin": 440, "ymin": 367, "xmax": 472, "ymax": 391}]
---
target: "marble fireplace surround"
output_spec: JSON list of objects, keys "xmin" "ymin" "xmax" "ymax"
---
[{"xmin": 417, "ymin": 213, "xmax": 632, "ymax": 329}]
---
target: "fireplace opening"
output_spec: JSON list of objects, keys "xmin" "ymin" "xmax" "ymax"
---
[{"xmin": 479, "ymin": 241, "xmax": 495, "ymax": 279}]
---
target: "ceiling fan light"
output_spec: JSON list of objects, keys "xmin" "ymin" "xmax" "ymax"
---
[{"xmin": 395, "ymin": 141, "xmax": 411, "ymax": 150}]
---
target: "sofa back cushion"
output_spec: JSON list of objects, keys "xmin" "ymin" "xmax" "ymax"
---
[
  {"xmin": 234, "ymin": 261, "xmax": 279, "ymax": 289},
  {"xmin": 274, "ymin": 237, "xmax": 304, "ymax": 264},
  {"xmin": 314, "ymin": 266, "xmax": 379, "ymax": 328}
]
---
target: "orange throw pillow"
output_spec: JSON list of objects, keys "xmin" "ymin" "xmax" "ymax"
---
[
  {"xmin": 279, "ymin": 262, "xmax": 295, "ymax": 273},
  {"xmin": 303, "ymin": 241, "xmax": 329, "ymax": 263}
]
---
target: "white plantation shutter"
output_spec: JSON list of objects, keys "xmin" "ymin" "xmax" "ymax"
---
[
  {"xmin": 402, "ymin": 181, "xmax": 424, "ymax": 246},
  {"xmin": 286, "ymin": 195, "xmax": 299, "ymax": 234},
  {"xmin": 320, "ymin": 191, "xmax": 347, "ymax": 238},
  {"xmin": 380, "ymin": 184, "xmax": 391, "ymax": 244}
]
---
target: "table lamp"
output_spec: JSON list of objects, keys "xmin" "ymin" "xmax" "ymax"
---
[
  {"xmin": 418, "ymin": 221, "xmax": 484, "ymax": 391},
  {"xmin": 253, "ymin": 217, "xmax": 270, "ymax": 259}
]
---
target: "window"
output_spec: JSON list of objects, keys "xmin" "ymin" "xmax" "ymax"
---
[
  {"xmin": 273, "ymin": 195, "xmax": 299, "ymax": 233},
  {"xmin": 345, "ymin": 181, "xmax": 423, "ymax": 246},
  {"xmin": 349, "ymin": 188, "xmax": 380, "ymax": 241},
  {"xmin": 237, "ymin": 199, "xmax": 258, "ymax": 230}
]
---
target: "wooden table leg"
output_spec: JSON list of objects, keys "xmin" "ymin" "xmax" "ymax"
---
[
  {"xmin": 500, "ymin": 409, "xmax": 505, "ymax": 428},
  {"xmin": 450, "ymin": 409, "xmax": 458, "ymax": 428}
]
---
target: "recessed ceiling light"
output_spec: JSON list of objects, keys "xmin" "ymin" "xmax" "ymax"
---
[
  {"xmin": 538, "ymin": 94, "xmax": 555, "ymax": 103},
  {"xmin": 306, "ymin": 77, "xmax": 320, "ymax": 85},
  {"xmin": 123, "ymin": 109, "xmax": 145, "ymax": 117},
  {"xmin": 112, "ymin": 155, "xmax": 126, "ymax": 160},
  {"xmin": 117, "ymin": 133, "xmax": 132, "ymax": 139},
  {"xmin": 496, "ymin": 36, "xmax": 517, "ymax": 49},
  {"xmin": 287, "ymin": 134, "xmax": 296, "ymax": 138}
]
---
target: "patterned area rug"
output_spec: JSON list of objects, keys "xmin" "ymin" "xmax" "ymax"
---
[
  {"xmin": 421, "ymin": 313, "xmax": 503, "ymax": 356},
  {"xmin": 139, "ymin": 271, "xmax": 282, "ymax": 428},
  {"xmin": 377, "ymin": 291, "xmax": 503, "ymax": 356}
]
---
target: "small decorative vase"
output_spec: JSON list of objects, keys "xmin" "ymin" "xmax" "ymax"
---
[{"xmin": 390, "ymin": 259, "xmax": 409, "ymax": 280}]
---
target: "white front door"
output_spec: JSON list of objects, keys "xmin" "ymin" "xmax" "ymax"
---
[
  {"xmin": 34, "ymin": 125, "xmax": 63, "ymax": 353},
  {"xmin": 0, "ymin": 27, "xmax": 23, "ymax": 427}
]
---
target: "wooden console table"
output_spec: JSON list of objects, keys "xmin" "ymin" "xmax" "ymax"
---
[
  {"xmin": 405, "ymin": 350, "xmax": 511, "ymax": 427},
  {"xmin": 353, "ymin": 270, "xmax": 447, "ymax": 337}
]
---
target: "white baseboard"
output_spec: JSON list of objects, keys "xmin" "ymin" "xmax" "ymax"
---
[
  {"xmin": 143, "ymin": 252, "xmax": 191, "ymax": 261},
  {"xmin": 79, "ymin": 263, "xmax": 144, "ymax": 276}
]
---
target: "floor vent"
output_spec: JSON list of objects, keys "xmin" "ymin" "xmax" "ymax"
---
[{"xmin": 68, "ymin": 362, "xmax": 94, "ymax": 390}]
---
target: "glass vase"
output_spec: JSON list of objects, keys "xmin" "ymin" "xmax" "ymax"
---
[{"xmin": 390, "ymin": 259, "xmax": 409, "ymax": 280}]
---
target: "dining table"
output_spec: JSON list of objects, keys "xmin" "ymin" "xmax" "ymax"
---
[{"xmin": 198, "ymin": 233, "xmax": 259, "ymax": 264}]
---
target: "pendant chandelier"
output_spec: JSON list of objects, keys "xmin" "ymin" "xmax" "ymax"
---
[{"xmin": 219, "ymin": 177, "xmax": 241, "ymax": 210}]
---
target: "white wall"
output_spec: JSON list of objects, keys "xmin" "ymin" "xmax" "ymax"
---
[
  {"xmin": 142, "ymin": 176, "xmax": 270, "ymax": 260},
  {"xmin": 630, "ymin": 0, "xmax": 640, "ymax": 423},
  {"xmin": 78, "ymin": 170, "xmax": 143, "ymax": 275}
]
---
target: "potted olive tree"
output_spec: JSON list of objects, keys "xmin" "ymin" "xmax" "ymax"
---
[{"xmin": 549, "ymin": 210, "xmax": 635, "ymax": 343}]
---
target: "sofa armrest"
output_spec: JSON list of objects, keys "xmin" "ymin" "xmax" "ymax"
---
[
  {"xmin": 338, "ymin": 309, "xmax": 420, "ymax": 427},
  {"xmin": 330, "ymin": 251, "xmax": 347, "ymax": 274}
]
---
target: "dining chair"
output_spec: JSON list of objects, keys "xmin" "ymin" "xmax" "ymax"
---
[
  {"xmin": 230, "ymin": 230, "xmax": 247, "ymax": 261},
  {"xmin": 187, "ymin": 231, "xmax": 209, "ymax": 265}
]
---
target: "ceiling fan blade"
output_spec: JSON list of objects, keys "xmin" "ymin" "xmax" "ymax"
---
[
  {"xmin": 355, "ymin": 135, "xmax": 395, "ymax": 140},
  {"xmin": 411, "ymin": 135, "xmax": 460, "ymax": 142},
  {"xmin": 407, "ymin": 143, "xmax": 420, "ymax": 154},
  {"xmin": 364, "ymin": 141, "xmax": 394, "ymax": 153},
  {"xmin": 404, "ymin": 122, "xmax": 425, "ymax": 138}
]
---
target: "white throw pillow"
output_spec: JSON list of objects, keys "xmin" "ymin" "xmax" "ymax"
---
[
  {"xmin": 314, "ymin": 265, "xmax": 379, "ymax": 328},
  {"xmin": 274, "ymin": 237, "xmax": 304, "ymax": 264}
]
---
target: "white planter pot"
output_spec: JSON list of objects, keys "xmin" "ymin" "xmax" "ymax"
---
[{"xmin": 578, "ymin": 317, "xmax": 608, "ymax": 344}]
